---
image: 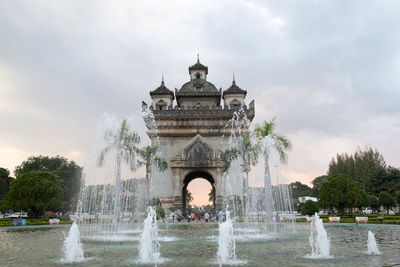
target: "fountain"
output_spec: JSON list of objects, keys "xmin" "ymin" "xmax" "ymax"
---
[
  {"xmin": 75, "ymin": 110, "xmax": 165, "ymax": 242},
  {"xmin": 306, "ymin": 212, "xmax": 332, "ymax": 259},
  {"xmin": 60, "ymin": 222, "xmax": 85, "ymax": 263},
  {"xmin": 367, "ymin": 230, "xmax": 381, "ymax": 255},
  {"xmin": 138, "ymin": 206, "xmax": 162, "ymax": 264},
  {"xmin": 217, "ymin": 207, "xmax": 247, "ymax": 265},
  {"xmin": 3, "ymin": 111, "xmax": 400, "ymax": 266},
  {"xmin": 223, "ymin": 109, "xmax": 295, "ymax": 233}
]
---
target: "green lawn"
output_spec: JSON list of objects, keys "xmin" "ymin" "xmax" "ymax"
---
[
  {"xmin": 0, "ymin": 216, "xmax": 72, "ymax": 227},
  {"xmin": 296, "ymin": 214, "xmax": 400, "ymax": 225}
]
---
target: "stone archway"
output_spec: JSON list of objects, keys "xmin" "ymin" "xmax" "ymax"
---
[{"xmin": 182, "ymin": 170, "xmax": 215, "ymax": 215}]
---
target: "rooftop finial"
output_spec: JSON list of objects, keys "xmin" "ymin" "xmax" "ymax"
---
[
  {"xmin": 161, "ymin": 72, "xmax": 165, "ymax": 86},
  {"xmin": 233, "ymin": 70, "xmax": 235, "ymax": 82},
  {"xmin": 197, "ymin": 53, "xmax": 200, "ymax": 63}
]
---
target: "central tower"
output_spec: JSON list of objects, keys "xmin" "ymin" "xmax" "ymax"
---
[{"xmin": 143, "ymin": 57, "xmax": 255, "ymax": 214}]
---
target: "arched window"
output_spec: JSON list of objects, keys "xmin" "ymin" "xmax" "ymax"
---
[
  {"xmin": 196, "ymin": 72, "xmax": 201, "ymax": 79},
  {"xmin": 230, "ymin": 99, "xmax": 241, "ymax": 109},
  {"xmin": 156, "ymin": 100, "xmax": 167, "ymax": 110}
]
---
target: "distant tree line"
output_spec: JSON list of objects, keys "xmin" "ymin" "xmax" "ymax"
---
[{"xmin": 291, "ymin": 147, "xmax": 399, "ymax": 215}]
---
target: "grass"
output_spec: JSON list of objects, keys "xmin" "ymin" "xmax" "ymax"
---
[
  {"xmin": 0, "ymin": 216, "xmax": 73, "ymax": 227},
  {"xmin": 296, "ymin": 214, "xmax": 400, "ymax": 225}
]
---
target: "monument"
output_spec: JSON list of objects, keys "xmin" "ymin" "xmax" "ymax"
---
[{"xmin": 142, "ymin": 56, "xmax": 255, "ymax": 214}]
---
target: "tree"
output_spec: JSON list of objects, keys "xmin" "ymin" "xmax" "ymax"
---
[
  {"xmin": 311, "ymin": 175, "xmax": 329, "ymax": 192},
  {"xmin": 368, "ymin": 194, "xmax": 379, "ymax": 211},
  {"xmin": 155, "ymin": 205, "xmax": 165, "ymax": 220},
  {"xmin": 254, "ymin": 118, "xmax": 292, "ymax": 220},
  {"xmin": 221, "ymin": 133, "xmax": 260, "ymax": 172},
  {"xmin": 14, "ymin": 156, "xmax": 82, "ymax": 210},
  {"xmin": 98, "ymin": 119, "xmax": 142, "ymax": 225},
  {"xmin": 3, "ymin": 171, "xmax": 63, "ymax": 217},
  {"xmin": 138, "ymin": 145, "xmax": 168, "ymax": 181},
  {"xmin": 208, "ymin": 188, "xmax": 215, "ymax": 202},
  {"xmin": 301, "ymin": 200, "xmax": 319, "ymax": 216},
  {"xmin": 97, "ymin": 119, "xmax": 167, "ymax": 224},
  {"xmin": 370, "ymin": 166, "xmax": 400, "ymax": 195},
  {"xmin": 356, "ymin": 190, "xmax": 370, "ymax": 210},
  {"xmin": 290, "ymin": 181, "xmax": 314, "ymax": 199},
  {"xmin": 221, "ymin": 132, "xmax": 260, "ymax": 217},
  {"xmin": 0, "ymin": 168, "xmax": 13, "ymax": 208},
  {"xmin": 378, "ymin": 191, "xmax": 395, "ymax": 214},
  {"xmin": 319, "ymin": 174, "xmax": 360, "ymax": 214},
  {"xmin": 186, "ymin": 191, "xmax": 193, "ymax": 205},
  {"xmin": 254, "ymin": 118, "xmax": 292, "ymax": 187},
  {"xmin": 395, "ymin": 190, "xmax": 400, "ymax": 204},
  {"xmin": 328, "ymin": 147, "xmax": 386, "ymax": 191}
]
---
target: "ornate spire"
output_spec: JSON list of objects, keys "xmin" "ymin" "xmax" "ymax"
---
[
  {"xmin": 189, "ymin": 55, "xmax": 208, "ymax": 75},
  {"xmin": 223, "ymin": 71, "xmax": 247, "ymax": 98},
  {"xmin": 150, "ymin": 74, "xmax": 174, "ymax": 99}
]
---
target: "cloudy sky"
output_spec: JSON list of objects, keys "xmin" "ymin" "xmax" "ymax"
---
[{"xmin": 1, "ymin": 1, "xmax": 400, "ymax": 202}]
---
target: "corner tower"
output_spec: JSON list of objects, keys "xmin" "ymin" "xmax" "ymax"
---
[{"xmin": 143, "ymin": 57, "xmax": 255, "ymax": 214}]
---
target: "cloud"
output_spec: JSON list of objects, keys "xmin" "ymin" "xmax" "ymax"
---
[{"xmin": 0, "ymin": 0, "xmax": 399, "ymax": 186}]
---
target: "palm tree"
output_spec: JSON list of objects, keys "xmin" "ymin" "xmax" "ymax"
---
[
  {"xmin": 138, "ymin": 145, "xmax": 168, "ymax": 204},
  {"xmin": 221, "ymin": 133, "xmax": 260, "ymax": 172},
  {"xmin": 253, "ymin": 118, "xmax": 292, "ymax": 165},
  {"xmin": 221, "ymin": 133, "xmax": 260, "ymax": 216},
  {"xmin": 208, "ymin": 188, "xmax": 215, "ymax": 202},
  {"xmin": 138, "ymin": 145, "xmax": 168, "ymax": 181},
  {"xmin": 97, "ymin": 119, "xmax": 167, "ymax": 225},
  {"xmin": 97, "ymin": 119, "xmax": 141, "ymax": 225},
  {"xmin": 254, "ymin": 118, "xmax": 292, "ymax": 221},
  {"xmin": 186, "ymin": 191, "xmax": 193, "ymax": 205}
]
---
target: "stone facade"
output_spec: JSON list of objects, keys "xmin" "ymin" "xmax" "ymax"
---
[{"xmin": 143, "ymin": 58, "xmax": 255, "ymax": 213}]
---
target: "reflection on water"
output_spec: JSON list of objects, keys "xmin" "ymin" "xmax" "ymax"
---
[{"xmin": 0, "ymin": 224, "xmax": 399, "ymax": 266}]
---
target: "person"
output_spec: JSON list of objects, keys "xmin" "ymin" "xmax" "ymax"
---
[
  {"xmin": 218, "ymin": 210, "xmax": 224, "ymax": 222},
  {"xmin": 191, "ymin": 212, "xmax": 196, "ymax": 222},
  {"xmin": 187, "ymin": 213, "xmax": 191, "ymax": 223},
  {"xmin": 204, "ymin": 212, "xmax": 209, "ymax": 223},
  {"xmin": 172, "ymin": 214, "xmax": 175, "ymax": 223},
  {"xmin": 196, "ymin": 212, "xmax": 200, "ymax": 222},
  {"xmin": 216, "ymin": 210, "xmax": 219, "ymax": 222}
]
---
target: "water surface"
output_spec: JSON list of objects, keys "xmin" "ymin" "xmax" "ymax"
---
[{"xmin": 1, "ymin": 223, "xmax": 399, "ymax": 266}]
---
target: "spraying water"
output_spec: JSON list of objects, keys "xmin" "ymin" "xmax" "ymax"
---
[
  {"xmin": 217, "ymin": 207, "xmax": 246, "ymax": 265},
  {"xmin": 76, "ymin": 111, "xmax": 165, "ymax": 242},
  {"xmin": 217, "ymin": 207, "xmax": 236, "ymax": 265},
  {"xmin": 367, "ymin": 231, "xmax": 381, "ymax": 255},
  {"xmin": 306, "ymin": 213, "xmax": 332, "ymax": 259},
  {"xmin": 138, "ymin": 206, "xmax": 162, "ymax": 264},
  {"xmin": 223, "ymin": 109, "xmax": 295, "ymax": 234},
  {"xmin": 61, "ymin": 222, "xmax": 85, "ymax": 263}
]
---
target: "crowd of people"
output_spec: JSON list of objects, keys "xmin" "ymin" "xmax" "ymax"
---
[{"xmin": 171, "ymin": 209, "xmax": 227, "ymax": 223}]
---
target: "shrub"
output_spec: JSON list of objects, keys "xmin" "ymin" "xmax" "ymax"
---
[{"xmin": 301, "ymin": 200, "xmax": 319, "ymax": 216}]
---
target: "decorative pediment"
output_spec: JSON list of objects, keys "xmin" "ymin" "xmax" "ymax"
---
[
  {"xmin": 170, "ymin": 134, "xmax": 223, "ymax": 168},
  {"xmin": 184, "ymin": 137, "xmax": 212, "ymax": 161}
]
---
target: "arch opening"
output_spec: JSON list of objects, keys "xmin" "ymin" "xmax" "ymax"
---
[{"xmin": 182, "ymin": 171, "xmax": 215, "ymax": 215}]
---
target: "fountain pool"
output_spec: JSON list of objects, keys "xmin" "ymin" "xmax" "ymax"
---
[{"xmin": 1, "ymin": 223, "xmax": 399, "ymax": 266}]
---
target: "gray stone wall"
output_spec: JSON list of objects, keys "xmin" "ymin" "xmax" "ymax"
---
[{"xmin": 150, "ymin": 134, "xmax": 228, "ymax": 209}]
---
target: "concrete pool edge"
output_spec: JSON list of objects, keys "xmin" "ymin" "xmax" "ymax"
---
[{"xmin": 2, "ymin": 221, "xmax": 400, "ymax": 230}]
